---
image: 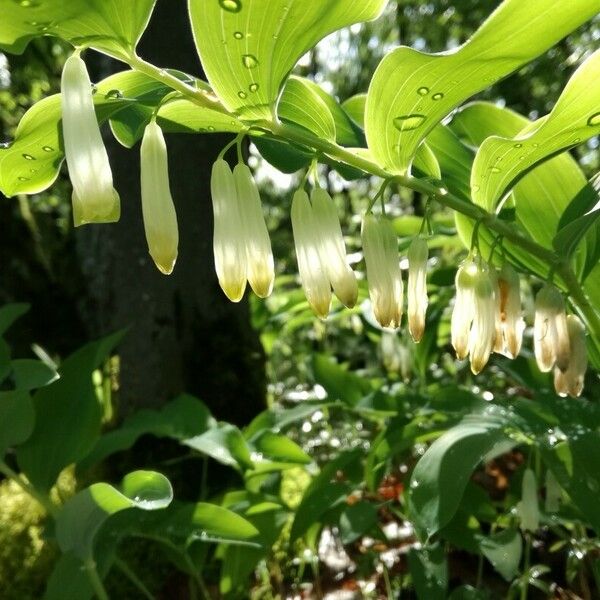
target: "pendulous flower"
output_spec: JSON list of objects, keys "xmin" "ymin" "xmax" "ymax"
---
[
  {"xmin": 451, "ymin": 258, "xmax": 478, "ymax": 360},
  {"xmin": 311, "ymin": 188, "xmax": 358, "ymax": 309},
  {"xmin": 211, "ymin": 159, "xmax": 247, "ymax": 301},
  {"xmin": 468, "ymin": 269, "xmax": 497, "ymax": 375},
  {"xmin": 361, "ymin": 214, "xmax": 403, "ymax": 329},
  {"xmin": 234, "ymin": 164, "xmax": 275, "ymax": 298},
  {"xmin": 407, "ymin": 237, "xmax": 429, "ymax": 343},
  {"xmin": 291, "ymin": 189, "xmax": 331, "ymax": 318},
  {"xmin": 534, "ymin": 284, "xmax": 570, "ymax": 373},
  {"xmin": 140, "ymin": 121, "xmax": 179, "ymax": 275},
  {"xmin": 493, "ymin": 264, "xmax": 524, "ymax": 358},
  {"xmin": 518, "ymin": 468, "xmax": 540, "ymax": 533},
  {"xmin": 554, "ymin": 314, "xmax": 587, "ymax": 398},
  {"xmin": 61, "ymin": 53, "xmax": 119, "ymax": 226}
]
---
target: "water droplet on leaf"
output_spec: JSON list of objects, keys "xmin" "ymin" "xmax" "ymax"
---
[
  {"xmin": 490, "ymin": 166, "xmax": 501, "ymax": 174},
  {"xmin": 22, "ymin": 153, "xmax": 36, "ymax": 160},
  {"xmin": 15, "ymin": 0, "xmax": 40, "ymax": 7},
  {"xmin": 393, "ymin": 114, "xmax": 426, "ymax": 131},
  {"xmin": 18, "ymin": 176, "xmax": 29, "ymax": 181},
  {"xmin": 587, "ymin": 112, "xmax": 600, "ymax": 126},
  {"xmin": 42, "ymin": 145, "xmax": 54, "ymax": 152},
  {"xmin": 238, "ymin": 91, "xmax": 247, "ymax": 99},
  {"xmin": 432, "ymin": 92, "xmax": 444, "ymax": 101},
  {"xmin": 472, "ymin": 184, "xmax": 480, "ymax": 193},
  {"xmin": 249, "ymin": 83, "xmax": 259, "ymax": 93},
  {"xmin": 207, "ymin": 126, "xmax": 216, "ymax": 131},
  {"xmin": 105, "ymin": 89, "xmax": 123, "ymax": 100},
  {"xmin": 219, "ymin": 0, "xmax": 242, "ymax": 12},
  {"xmin": 417, "ymin": 87, "xmax": 429, "ymax": 96},
  {"xmin": 242, "ymin": 54, "xmax": 258, "ymax": 69},
  {"xmin": 514, "ymin": 143, "xmax": 522, "ymax": 148},
  {"xmin": 233, "ymin": 31, "xmax": 244, "ymax": 39}
]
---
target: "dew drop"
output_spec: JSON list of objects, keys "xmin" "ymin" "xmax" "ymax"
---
[
  {"xmin": 393, "ymin": 114, "xmax": 426, "ymax": 131},
  {"xmin": 432, "ymin": 92, "xmax": 444, "ymax": 101},
  {"xmin": 22, "ymin": 153, "xmax": 36, "ymax": 160},
  {"xmin": 490, "ymin": 166, "xmax": 501, "ymax": 174},
  {"xmin": 207, "ymin": 126, "xmax": 216, "ymax": 132},
  {"xmin": 238, "ymin": 91, "xmax": 247, "ymax": 99},
  {"xmin": 587, "ymin": 112, "xmax": 600, "ymax": 126},
  {"xmin": 15, "ymin": 0, "xmax": 40, "ymax": 7},
  {"xmin": 472, "ymin": 184, "xmax": 480, "ymax": 193},
  {"xmin": 18, "ymin": 176, "xmax": 29, "ymax": 181},
  {"xmin": 105, "ymin": 89, "xmax": 123, "ymax": 100},
  {"xmin": 242, "ymin": 54, "xmax": 258, "ymax": 69},
  {"xmin": 249, "ymin": 83, "xmax": 259, "ymax": 93},
  {"xmin": 532, "ymin": 143, "xmax": 539, "ymax": 148},
  {"xmin": 519, "ymin": 156, "xmax": 525, "ymax": 161},
  {"xmin": 0, "ymin": 141, "xmax": 12, "ymax": 149},
  {"xmin": 29, "ymin": 168, "xmax": 37, "ymax": 173},
  {"xmin": 417, "ymin": 86, "xmax": 429, "ymax": 96},
  {"xmin": 233, "ymin": 31, "xmax": 244, "ymax": 40},
  {"xmin": 219, "ymin": 0, "xmax": 242, "ymax": 13},
  {"xmin": 514, "ymin": 143, "xmax": 522, "ymax": 148},
  {"xmin": 42, "ymin": 145, "xmax": 54, "ymax": 153}
]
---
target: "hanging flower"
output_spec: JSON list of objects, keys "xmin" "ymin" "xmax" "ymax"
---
[
  {"xmin": 234, "ymin": 164, "xmax": 275, "ymax": 298},
  {"xmin": 468, "ymin": 269, "xmax": 497, "ymax": 375},
  {"xmin": 534, "ymin": 284, "xmax": 570, "ymax": 372},
  {"xmin": 407, "ymin": 237, "xmax": 429, "ymax": 343},
  {"xmin": 311, "ymin": 188, "xmax": 358, "ymax": 309},
  {"xmin": 211, "ymin": 159, "xmax": 247, "ymax": 302},
  {"xmin": 493, "ymin": 264, "xmax": 524, "ymax": 358},
  {"xmin": 61, "ymin": 53, "xmax": 119, "ymax": 226},
  {"xmin": 518, "ymin": 468, "xmax": 540, "ymax": 533},
  {"xmin": 451, "ymin": 258, "xmax": 478, "ymax": 360},
  {"xmin": 361, "ymin": 214, "xmax": 403, "ymax": 329},
  {"xmin": 554, "ymin": 315, "xmax": 587, "ymax": 398},
  {"xmin": 291, "ymin": 190, "xmax": 331, "ymax": 318}
]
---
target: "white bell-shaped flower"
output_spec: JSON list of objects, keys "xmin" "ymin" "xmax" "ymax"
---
[
  {"xmin": 361, "ymin": 214, "xmax": 403, "ymax": 329},
  {"xmin": 61, "ymin": 53, "xmax": 119, "ymax": 226},
  {"xmin": 554, "ymin": 315, "xmax": 587, "ymax": 398},
  {"xmin": 291, "ymin": 190, "xmax": 331, "ymax": 318},
  {"xmin": 518, "ymin": 468, "xmax": 540, "ymax": 533},
  {"xmin": 493, "ymin": 264, "xmax": 524, "ymax": 358},
  {"xmin": 234, "ymin": 164, "xmax": 275, "ymax": 298},
  {"xmin": 534, "ymin": 285, "xmax": 570, "ymax": 372},
  {"xmin": 311, "ymin": 188, "xmax": 358, "ymax": 309},
  {"xmin": 211, "ymin": 160, "xmax": 247, "ymax": 302},
  {"xmin": 451, "ymin": 259, "xmax": 478, "ymax": 360},
  {"xmin": 407, "ymin": 237, "xmax": 429, "ymax": 343},
  {"xmin": 140, "ymin": 121, "xmax": 179, "ymax": 275},
  {"xmin": 468, "ymin": 269, "xmax": 497, "ymax": 375}
]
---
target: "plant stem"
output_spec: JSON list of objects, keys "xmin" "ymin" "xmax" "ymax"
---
[
  {"xmin": 520, "ymin": 533, "xmax": 532, "ymax": 600},
  {"xmin": 84, "ymin": 559, "xmax": 110, "ymax": 600},
  {"xmin": 115, "ymin": 558, "xmax": 155, "ymax": 600},
  {"xmin": 0, "ymin": 460, "xmax": 58, "ymax": 516}
]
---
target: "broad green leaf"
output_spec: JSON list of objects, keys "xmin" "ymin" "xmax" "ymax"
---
[
  {"xmin": 342, "ymin": 94, "xmax": 367, "ymax": 128},
  {"xmin": 78, "ymin": 394, "xmax": 215, "ymax": 471},
  {"xmin": 0, "ymin": 71, "xmax": 159, "ymax": 197},
  {"xmin": 472, "ymin": 50, "xmax": 600, "ymax": 211},
  {"xmin": 10, "ymin": 359, "xmax": 59, "ymax": 390},
  {"xmin": 0, "ymin": 303, "xmax": 30, "ymax": 335},
  {"xmin": 448, "ymin": 586, "xmax": 488, "ymax": 600},
  {"xmin": 407, "ymin": 543, "xmax": 448, "ymax": 600},
  {"xmin": 0, "ymin": 390, "xmax": 34, "ymax": 456},
  {"xmin": 253, "ymin": 431, "xmax": 311, "ymax": 464},
  {"xmin": 312, "ymin": 354, "xmax": 372, "ymax": 407},
  {"xmin": 44, "ymin": 552, "xmax": 98, "ymax": 600},
  {"xmin": 339, "ymin": 501, "xmax": 378, "ymax": 544},
  {"xmin": 183, "ymin": 423, "xmax": 254, "ymax": 470},
  {"xmin": 0, "ymin": 0, "xmax": 157, "ymax": 61},
  {"xmin": 56, "ymin": 470, "xmax": 173, "ymax": 560},
  {"xmin": 188, "ymin": 0, "xmax": 388, "ymax": 120},
  {"xmin": 408, "ymin": 418, "xmax": 508, "ymax": 538},
  {"xmin": 17, "ymin": 331, "xmax": 124, "ymax": 492},
  {"xmin": 252, "ymin": 136, "xmax": 313, "ymax": 173},
  {"xmin": 478, "ymin": 529, "xmax": 522, "ymax": 581},
  {"xmin": 365, "ymin": 0, "xmax": 600, "ymax": 173}
]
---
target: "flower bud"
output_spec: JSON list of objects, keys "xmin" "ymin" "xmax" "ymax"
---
[
  {"xmin": 211, "ymin": 159, "xmax": 247, "ymax": 301},
  {"xmin": 468, "ymin": 270, "xmax": 496, "ymax": 375},
  {"xmin": 234, "ymin": 164, "xmax": 274, "ymax": 298},
  {"xmin": 140, "ymin": 121, "xmax": 179, "ymax": 275},
  {"xmin": 291, "ymin": 190, "xmax": 331, "ymax": 318},
  {"xmin": 554, "ymin": 315, "xmax": 587, "ymax": 398},
  {"xmin": 518, "ymin": 468, "xmax": 539, "ymax": 533},
  {"xmin": 61, "ymin": 53, "xmax": 119, "ymax": 226},
  {"xmin": 361, "ymin": 214, "xmax": 403, "ymax": 329},
  {"xmin": 451, "ymin": 259, "xmax": 478, "ymax": 360},
  {"xmin": 311, "ymin": 188, "xmax": 358, "ymax": 309},
  {"xmin": 494, "ymin": 264, "xmax": 524, "ymax": 358},
  {"xmin": 534, "ymin": 285, "xmax": 569, "ymax": 372},
  {"xmin": 407, "ymin": 237, "xmax": 429, "ymax": 343}
]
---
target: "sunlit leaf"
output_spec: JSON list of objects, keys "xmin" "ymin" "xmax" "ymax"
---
[
  {"xmin": 188, "ymin": 0, "xmax": 388, "ymax": 120},
  {"xmin": 365, "ymin": 0, "xmax": 600, "ymax": 173}
]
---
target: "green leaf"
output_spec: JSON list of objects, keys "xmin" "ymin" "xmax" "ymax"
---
[
  {"xmin": 11, "ymin": 359, "xmax": 59, "ymax": 390},
  {"xmin": 407, "ymin": 543, "xmax": 448, "ymax": 600},
  {"xmin": 0, "ymin": 71, "xmax": 164, "ymax": 197},
  {"xmin": 478, "ymin": 529, "xmax": 522, "ymax": 581},
  {"xmin": 183, "ymin": 423, "xmax": 254, "ymax": 471},
  {"xmin": 43, "ymin": 552, "xmax": 97, "ymax": 600},
  {"xmin": 365, "ymin": 0, "xmax": 600, "ymax": 173},
  {"xmin": 188, "ymin": 0, "xmax": 388, "ymax": 120},
  {"xmin": 0, "ymin": 390, "xmax": 34, "ymax": 456},
  {"xmin": 472, "ymin": 50, "xmax": 600, "ymax": 212},
  {"xmin": 0, "ymin": 0, "xmax": 157, "ymax": 61},
  {"xmin": 0, "ymin": 303, "xmax": 30, "ymax": 335},
  {"xmin": 342, "ymin": 94, "xmax": 367, "ymax": 128},
  {"xmin": 253, "ymin": 431, "xmax": 311, "ymax": 465},
  {"xmin": 339, "ymin": 501, "xmax": 378, "ymax": 544},
  {"xmin": 17, "ymin": 331, "xmax": 124, "ymax": 492},
  {"xmin": 408, "ymin": 417, "xmax": 508, "ymax": 538},
  {"xmin": 56, "ymin": 470, "xmax": 173, "ymax": 561},
  {"xmin": 312, "ymin": 354, "xmax": 372, "ymax": 407},
  {"xmin": 252, "ymin": 136, "xmax": 312, "ymax": 173},
  {"xmin": 448, "ymin": 586, "xmax": 489, "ymax": 600}
]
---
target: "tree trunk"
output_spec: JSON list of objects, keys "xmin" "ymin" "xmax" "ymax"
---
[{"xmin": 79, "ymin": 0, "xmax": 266, "ymax": 424}]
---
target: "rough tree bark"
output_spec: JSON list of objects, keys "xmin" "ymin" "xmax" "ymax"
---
[{"xmin": 79, "ymin": 0, "xmax": 266, "ymax": 424}]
